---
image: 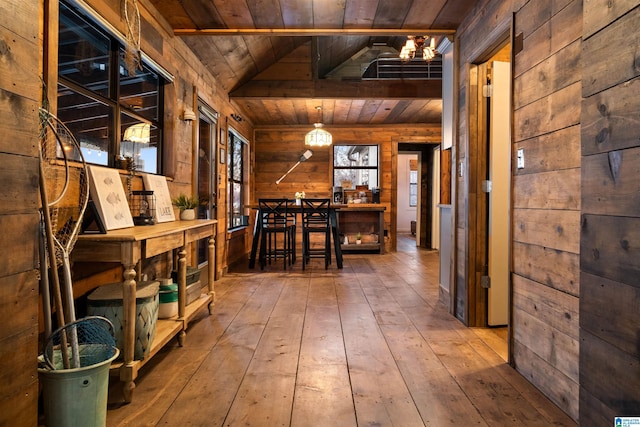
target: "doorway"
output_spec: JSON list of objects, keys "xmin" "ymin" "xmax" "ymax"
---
[
  {"xmin": 396, "ymin": 143, "xmax": 439, "ymax": 250},
  {"xmin": 195, "ymin": 101, "xmax": 218, "ymax": 271},
  {"xmin": 397, "ymin": 152, "xmax": 419, "ymax": 242},
  {"xmin": 457, "ymin": 41, "xmax": 512, "ymax": 360},
  {"xmin": 467, "ymin": 43, "xmax": 512, "ymax": 354}
]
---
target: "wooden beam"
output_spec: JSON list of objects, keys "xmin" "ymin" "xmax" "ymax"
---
[
  {"xmin": 175, "ymin": 28, "xmax": 457, "ymax": 37},
  {"xmin": 230, "ymin": 79, "xmax": 442, "ymax": 99}
]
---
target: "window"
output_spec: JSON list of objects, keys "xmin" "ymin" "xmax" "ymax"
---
[
  {"xmin": 409, "ymin": 170, "xmax": 418, "ymax": 207},
  {"xmin": 228, "ymin": 130, "xmax": 247, "ymax": 229},
  {"xmin": 57, "ymin": 1, "xmax": 164, "ymax": 173},
  {"xmin": 333, "ymin": 145, "xmax": 379, "ymax": 188}
]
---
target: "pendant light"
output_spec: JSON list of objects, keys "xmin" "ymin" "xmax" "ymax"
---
[{"xmin": 305, "ymin": 106, "xmax": 332, "ymax": 147}]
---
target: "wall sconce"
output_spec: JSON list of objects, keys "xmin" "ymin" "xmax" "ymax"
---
[
  {"xmin": 231, "ymin": 113, "xmax": 243, "ymax": 122},
  {"xmin": 182, "ymin": 107, "xmax": 197, "ymax": 122}
]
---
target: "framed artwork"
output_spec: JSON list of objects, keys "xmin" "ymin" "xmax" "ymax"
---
[
  {"xmin": 87, "ymin": 165, "xmax": 134, "ymax": 230},
  {"xmin": 142, "ymin": 173, "xmax": 175, "ymax": 223},
  {"xmin": 220, "ymin": 148, "xmax": 225, "ymax": 164},
  {"xmin": 219, "ymin": 127, "xmax": 225, "ymax": 145}
]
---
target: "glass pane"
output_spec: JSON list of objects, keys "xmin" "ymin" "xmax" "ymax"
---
[
  {"xmin": 231, "ymin": 139, "xmax": 242, "ymax": 181},
  {"xmin": 58, "ymin": 2, "xmax": 110, "ymax": 98},
  {"xmin": 57, "ymin": 83, "xmax": 110, "ymax": 166},
  {"xmin": 231, "ymin": 182, "xmax": 242, "ymax": 227},
  {"xmin": 119, "ymin": 52, "xmax": 160, "ymax": 122},
  {"xmin": 333, "ymin": 145, "xmax": 378, "ymax": 167},
  {"xmin": 410, "ymin": 184, "xmax": 418, "ymax": 207},
  {"xmin": 120, "ymin": 113, "xmax": 158, "ymax": 173},
  {"xmin": 197, "ymin": 119, "xmax": 212, "ymax": 218},
  {"xmin": 333, "ymin": 168, "xmax": 378, "ymax": 188}
]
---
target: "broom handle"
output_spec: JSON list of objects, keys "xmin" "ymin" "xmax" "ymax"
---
[
  {"xmin": 39, "ymin": 159, "xmax": 70, "ymax": 369},
  {"xmin": 38, "ymin": 217, "xmax": 52, "ymax": 340},
  {"xmin": 275, "ymin": 161, "xmax": 302, "ymax": 185}
]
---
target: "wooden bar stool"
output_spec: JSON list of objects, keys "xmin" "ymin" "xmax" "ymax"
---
[
  {"xmin": 300, "ymin": 198, "xmax": 331, "ymax": 270},
  {"xmin": 258, "ymin": 199, "xmax": 292, "ymax": 270},
  {"xmin": 285, "ymin": 199, "xmax": 298, "ymax": 264}
]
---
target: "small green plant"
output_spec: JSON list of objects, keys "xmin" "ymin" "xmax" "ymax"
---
[
  {"xmin": 172, "ymin": 194, "xmax": 199, "ymax": 210},
  {"xmin": 356, "ymin": 232, "xmax": 362, "ymax": 241}
]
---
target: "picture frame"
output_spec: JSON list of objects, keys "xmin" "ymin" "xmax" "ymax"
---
[
  {"xmin": 220, "ymin": 148, "xmax": 225, "ymax": 164},
  {"xmin": 219, "ymin": 127, "xmax": 225, "ymax": 145},
  {"xmin": 87, "ymin": 165, "xmax": 134, "ymax": 230}
]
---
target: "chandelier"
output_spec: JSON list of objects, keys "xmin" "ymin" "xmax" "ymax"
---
[
  {"xmin": 399, "ymin": 36, "xmax": 436, "ymax": 61},
  {"xmin": 305, "ymin": 106, "xmax": 332, "ymax": 147}
]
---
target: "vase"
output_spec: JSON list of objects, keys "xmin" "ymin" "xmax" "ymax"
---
[
  {"xmin": 180, "ymin": 209, "xmax": 196, "ymax": 220},
  {"xmin": 295, "ymin": 199, "xmax": 301, "ymax": 205}
]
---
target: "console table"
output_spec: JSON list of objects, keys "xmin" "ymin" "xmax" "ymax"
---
[{"xmin": 73, "ymin": 219, "xmax": 217, "ymax": 402}]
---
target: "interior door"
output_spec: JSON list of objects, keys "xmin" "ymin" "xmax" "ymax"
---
[
  {"xmin": 487, "ymin": 60, "xmax": 511, "ymax": 326},
  {"xmin": 196, "ymin": 102, "xmax": 218, "ymax": 266}
]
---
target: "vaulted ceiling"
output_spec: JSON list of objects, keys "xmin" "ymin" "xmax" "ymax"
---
[{"xmin": 149, "ymin": 0, "xmax": 477, "ymax": 126}]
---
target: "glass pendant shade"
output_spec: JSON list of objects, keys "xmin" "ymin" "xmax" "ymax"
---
[
  {"xmin": 123, "ymin": 123, "xmax": 150, "ymax": 143},
  {"xmin": 305, "ymin": 123, "xmax": 332, "ymax": 147}
]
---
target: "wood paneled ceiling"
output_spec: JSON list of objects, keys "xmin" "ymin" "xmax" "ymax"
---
[{"xmin": 149, "ymin": 0, "xmax": 477, "ymax": 126}]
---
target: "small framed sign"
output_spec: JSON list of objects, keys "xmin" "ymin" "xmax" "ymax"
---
[{"xmin": 142, "ymin": 173, "xmax": 175, "ymax": 223}]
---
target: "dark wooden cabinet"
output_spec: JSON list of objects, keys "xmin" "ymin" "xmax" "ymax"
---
[{"xmin": 337, "ymin": 205, "xmax": 385, "ymax": 254}]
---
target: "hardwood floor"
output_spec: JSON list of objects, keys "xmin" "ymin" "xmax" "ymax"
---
[{"xmin": 105, "ymin": 235, "xmax": 576, "ymax": 426}]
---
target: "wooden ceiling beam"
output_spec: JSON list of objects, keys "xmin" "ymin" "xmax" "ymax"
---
[
  {"xmin": 229, "ymin": 79, "xmax": 442, "ymax": 100},
  {"xmin": 175, "ymin": 28, "xmax": 456, "ymax": 37}
]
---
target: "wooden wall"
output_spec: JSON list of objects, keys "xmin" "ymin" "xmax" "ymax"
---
[
  {"xmin": 253, "ymin": 125, "xmax": 441, "ymax": 253},
  {"xmin": 580, "ymin": 2, "xmax": 640, "ymax": 424},
  {"xmin": 455, "ymin": 0, "xmax": 581, "ymax": 420},
  {"xmin": 0, "ymin": 1, "xmax": 41, "ymax": 425},
  {"xmin": 0, "ymin": 0, "xmax": 255, "ymax": 420}
]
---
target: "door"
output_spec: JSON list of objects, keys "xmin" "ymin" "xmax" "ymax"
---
[
  {"xmin": 196, "ymin": 102, "xmax": 218, "ymax": 266},
  {"xmin": 397, "ymin": 153, "xmax": 418, "ymax": 237},
  {"xmin": 487, "ymin": 61, "xmax": 511, "ymax": 326}
]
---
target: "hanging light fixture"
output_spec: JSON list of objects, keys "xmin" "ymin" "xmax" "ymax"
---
[
  {"xmin": 123, "ymin": 122, "xmax": 150, "ymax": 143},
  {"xmin": 305, "ymin": 106, "xmax": 332, "ymax": 147},
  {"xmin": 399, "ymin": 36, "xmax": 437, "ymax": 61}
]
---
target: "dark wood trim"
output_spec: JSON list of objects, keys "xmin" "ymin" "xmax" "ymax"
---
[
  {"xmin": 230, "ymin": 80, "xmax": 442, "ymax": 100},
  {"xmin": 175, "ymin": 28, "xmax": 458, "ymax": 37}
]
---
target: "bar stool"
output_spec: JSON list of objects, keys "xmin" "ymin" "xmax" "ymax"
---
[
  {"xmin": 258, "ymin": 199, "xmax": 292, "ymax": 270},
  {"xmin": 301, "ymin": 198, "xmax": 331, "ymax": 270},
  {"xmin": 285, "ymin": 199, "xmax": 298, "ymax": 264}
]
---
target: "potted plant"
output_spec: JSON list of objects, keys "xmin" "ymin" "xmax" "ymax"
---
[
  {"xmin": 355, "ymin": 232, "xmax": 362, "ymax": 245},
  {"xmin": 172, "ymin": 194, "xmax": 199, "ymax": 220}
]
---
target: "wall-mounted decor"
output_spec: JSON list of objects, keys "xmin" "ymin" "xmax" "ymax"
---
[
  {"xmin": 87, "ymin": 165, "xmax": 134, "ymax": 230},
  {"xmin": 142, "ymin": 173, "xmax": 175, "ymax": 223},
  {"xmin": 220, "ymin": 148, "xmax": 225, "ymax": 164}
]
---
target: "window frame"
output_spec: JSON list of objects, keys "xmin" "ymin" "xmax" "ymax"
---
[
  {"xmin": 332, "ymin": 144, "xmax": 380, "ymax": 189},
  {"xmin": 56, "ymin": 0, "xmax": 167, "ymax": 174},
  {"xmin": 227, "ymin": 129, "xmax": 248, "ymax": 230}
]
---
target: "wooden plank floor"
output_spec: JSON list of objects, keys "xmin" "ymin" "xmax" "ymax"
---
[{"xmin": 105, "ymin": 235, "xmax": 576, "ymax": 426}]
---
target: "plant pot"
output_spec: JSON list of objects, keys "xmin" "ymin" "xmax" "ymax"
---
[
  {"xmin": 180, "ymin": 209, "xmax": 196, "ymax": 220},
  {"xmin": 356, "ymin": 240, "xmax": 362, "ymax": 245},
  {"xmin": 295, "ymin": 199, "xmax": 301, "ymax": 205}
]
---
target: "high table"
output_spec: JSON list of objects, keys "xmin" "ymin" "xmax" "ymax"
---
[
  {"xmin": 73, "ymin": 219, "xmax": 217, "ymax": 402},
  {"xmin": 248, "ymin": 202, "xmax": 343, "ymax": 269}
]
